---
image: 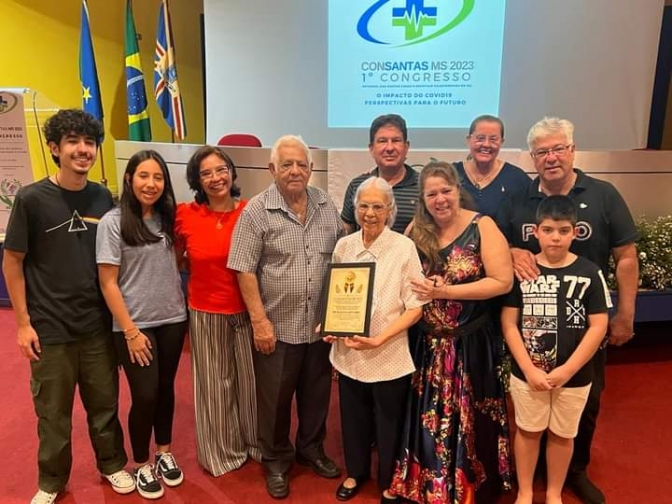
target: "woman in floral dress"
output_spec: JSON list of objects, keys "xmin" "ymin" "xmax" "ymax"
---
[{"xmin": 390, "ymin": 161, "xmax": 514, "ymax": 503}]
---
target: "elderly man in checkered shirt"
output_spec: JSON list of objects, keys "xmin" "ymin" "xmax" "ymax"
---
[{"xmin": 228, "ymin": 135, "xmax": 345, "ymax": 500}]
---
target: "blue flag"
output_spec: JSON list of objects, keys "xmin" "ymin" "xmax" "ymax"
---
[
  {"xmin": 79, "ymin": 0, "xmax": 103, "ymax": 124},
  {"xmin": 154, "ymin": 0, "xmax": 187, "ymax": 140}
]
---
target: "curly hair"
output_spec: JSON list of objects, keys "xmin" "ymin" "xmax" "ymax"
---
[{"xmin": 43, "ymin": 109, "xmax": 103, "ymax": 166}]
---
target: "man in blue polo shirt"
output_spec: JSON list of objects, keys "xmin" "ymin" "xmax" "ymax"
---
[
  {"xmin": 496, "ymin": 117, "xmax": 639, "ymax": 504},
  {"xmin": 341, "ymin": 114, "xmax": 419, "ymax": 234}
]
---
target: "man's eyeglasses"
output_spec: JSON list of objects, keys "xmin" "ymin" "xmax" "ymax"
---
[
  {"xmin": 531, "ymin": 144, "xmax": 574, "ymax": 159},
  {"xmin": 199, "ymin": 165, "xmax": 231, "ymax": 180},
  {"xmin": 356, "ymin": 203, "xmax": 389, "ymax": 214}
]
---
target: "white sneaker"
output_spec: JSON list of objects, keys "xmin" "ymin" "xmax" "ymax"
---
[
  {"xmin": 30, "ymin": 489, "xmax": 58, "ymax": 504},
  {"xmin": 102, "ymin": 469, "xmax": 136, "ymax": 494}
]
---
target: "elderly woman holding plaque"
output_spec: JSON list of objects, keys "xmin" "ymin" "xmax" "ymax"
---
[{"xmin": 324, "ymin": 177, "xmax": 425, "ymax": 504}]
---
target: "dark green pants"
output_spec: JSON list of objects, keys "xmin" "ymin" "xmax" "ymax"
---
[{"xmin": 30, "ymin": 333, "xmax": 127, "ymax": 492}]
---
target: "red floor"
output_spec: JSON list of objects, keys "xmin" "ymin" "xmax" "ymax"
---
[{"xmin": 1, "ymin": 309, "xmax": 671, "ymax": 503}]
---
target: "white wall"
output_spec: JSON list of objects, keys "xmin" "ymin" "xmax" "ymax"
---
[{"xmin": 204, "ymin": 0, "xmax": 664, "ymax": 150}]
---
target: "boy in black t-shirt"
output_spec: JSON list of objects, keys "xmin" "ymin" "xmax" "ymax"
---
[
  {"xmin": 501, "ymin": 195, "xmax": 610, "ymax": 504},
  {"xmin": 2, "ymin": 109, "xmax": 134, "ymax": 503}
]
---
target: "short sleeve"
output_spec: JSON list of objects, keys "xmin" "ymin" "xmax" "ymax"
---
[
  {"xmin": 502, "ymin": 278, "xmax": 522, "ymax": 308},
  {"xmin": 227, "ymin": 204, "xmax": 265, "ymax": 273},
  {"xmin": 173, "ymin": 203, "xmax": 188, "ymax": 251},
  {"xmin": 96, "ymin": 212, "xmax": 122, "ymax": 266},
  {"xmin": 332, "ymin": 237, "xmax": 346, "ymax": 264},
  {"xmin": 605, "ymin": 184, "xmax": 638, "ymax": 247},
  {"xmin": 585, "ymin": 266, "xmax": 612, "ymax": 314},
  {"xmin": 400, "ymin": 240, "xmax": 426, "ymax": 310},
  {"xmin": 340, "ymin": 180, "xmax": 357, "ymax": 225},
  {"xmin": 3, "ymin": 189, "xmax": 31, "ymax": 253}
]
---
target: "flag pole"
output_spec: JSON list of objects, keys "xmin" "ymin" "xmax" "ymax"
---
[{"xmin": 99, "ymin": 143, "xmax": 108, "ymax": 187}]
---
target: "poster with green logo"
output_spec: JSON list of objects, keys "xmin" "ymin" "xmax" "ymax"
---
[{"xmin": 328, "ymin": 0, "xmax": 506, "ymax": 128}]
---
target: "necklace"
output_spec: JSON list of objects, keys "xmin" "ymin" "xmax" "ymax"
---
[
  {"xmin": 210, "ymin": 200, "xmax": 236, "ymax": 229},
  {"xmin": 466, "ymin": 160, "xmax": 501, "ymax": 190}
]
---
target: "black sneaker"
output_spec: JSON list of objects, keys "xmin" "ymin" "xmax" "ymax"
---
[
  {"xmin": 134, "ymin": 463, "xmax": 164, "ymax": 500},
  {"xmin": 565, "ymin": 471, "xmax": 605, "ymax": 504},
  {"xmin": 155, "ymin": 452, "xmax": 184, "ymax": 487}
]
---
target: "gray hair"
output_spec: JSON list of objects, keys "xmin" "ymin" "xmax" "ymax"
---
[
  {"xmin": 353, "ymin": 177, "xmax": 397, "ymax": 228},
  {"xmin": 270, "ymin": 134, "xmax": 312, "ymax": 167},
  {"xmin": 527, "ymin": 117, "xmax": 575, "ymax": 150}
]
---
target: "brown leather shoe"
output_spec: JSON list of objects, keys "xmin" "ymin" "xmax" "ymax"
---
[
  {"xmin": 266, "ymin": 472, "xmax": 289, "ymax": 499},
  {"xmin": 296, "ymin": 454, "xmax": 341, "ymax": 479}
]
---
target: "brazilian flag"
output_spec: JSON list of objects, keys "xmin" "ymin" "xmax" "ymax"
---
[{"xmin": 125, "ymin": 0, "xmax": 151, "ymax": 141}]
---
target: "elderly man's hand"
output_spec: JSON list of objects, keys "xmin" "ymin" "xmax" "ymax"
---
[
  {"xmin": 608, "ymin": 311, "xmax": 635, "ymax": 346},
  {"xmin": 252, "ymin": 318, "xmax": 276, "ymax": 354},
  {"xmin": 511, "ymin": 247, "xmax": 540, "ymax": 282}
]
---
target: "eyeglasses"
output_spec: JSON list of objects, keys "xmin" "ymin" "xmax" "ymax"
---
[
  {"xmin": 356, "ymin": 203, "xmax": 389, "ymax": 214},
  {"xmin": 470, "ymin": 134, "xmax": 502, "ymax": 145},
  {"xmin": 531, "ymin": 144, "xmax": 574, "ymax": 159},
  {"xmin": 199, "ymin": 165, "xmax": 231, "ymax": 180}
]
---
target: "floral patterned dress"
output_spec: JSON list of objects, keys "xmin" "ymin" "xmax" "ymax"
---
[{"xmin": 390, "ymin": 216, "xmax": 511, "ymax": 504}]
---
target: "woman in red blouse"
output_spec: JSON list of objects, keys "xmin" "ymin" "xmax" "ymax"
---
[{"xmin": 175, "ymin": 146, "xmax": 260, "ymax": 476}]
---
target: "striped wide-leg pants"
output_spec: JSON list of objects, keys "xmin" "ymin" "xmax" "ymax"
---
[{"xmin": 189, "ymin": 308, "xmax": 261, "ymax": 476}]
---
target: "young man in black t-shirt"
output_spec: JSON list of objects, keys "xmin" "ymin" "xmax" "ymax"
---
[
  {"xmin": 2, "ymin": 109, "xmax": 134, "ymax": 503},
  {"xmin": 502, "ymin": 196, "xmax": 610, "ymax": 504}
]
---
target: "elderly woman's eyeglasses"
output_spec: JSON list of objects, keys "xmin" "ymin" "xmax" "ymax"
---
[
  {"xmin": 531, "ymin": 144, "xmax": 573, "ymax": 159},
  {"xmin": 470, "ymin": 134, "xmax": 501, "ymax": 145},
  {"xmin": 356, "ymin": 203, "xmax": 389, "ymax": 214},
  {"xmin": 199, "ymin": 165, "xmax": 231, "ymax": 180}
]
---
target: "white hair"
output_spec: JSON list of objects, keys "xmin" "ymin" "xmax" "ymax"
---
[
  {"xmin": 270, "ymin": 134, "xmax": 312, "ymax": 167},
  {"xmin": 353, "ymin": 177, "xmax": 397, "ymax": 228},
  {"xmin": 527, "ymin": 117, "xmax": 575, "ymax": 150}
]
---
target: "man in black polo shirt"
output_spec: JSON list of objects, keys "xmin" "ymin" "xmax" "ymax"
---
[
  {"xmin": 341, "ymin": 114, "xmax": 418, "ymax": 234},
  {"xmin": 496, "ymin": 117, "xmax": 639, "ymax": 504}
]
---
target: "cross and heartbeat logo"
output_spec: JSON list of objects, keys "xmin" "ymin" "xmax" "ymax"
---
[{"xmin": 357, "ymin": 0, "xmax": 474, "ymax": 47}]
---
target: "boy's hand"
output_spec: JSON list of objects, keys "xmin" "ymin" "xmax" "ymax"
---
[
  {"xmin": 546, "ymin": 366, "xmax": 572, "ymax": 388},
  {"xmin": 524, "ymin": 367, "xmax": 552, "ymax": 391}
]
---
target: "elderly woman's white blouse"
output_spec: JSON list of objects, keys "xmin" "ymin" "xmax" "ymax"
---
[{"xmin": 329, "ymin": 227, "xmax": 426, "ymax": 383}]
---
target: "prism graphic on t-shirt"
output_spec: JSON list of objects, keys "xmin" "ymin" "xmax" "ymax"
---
[{"xmin": 45, "ymin": 210, "xmax": 97, "ymax": 233}]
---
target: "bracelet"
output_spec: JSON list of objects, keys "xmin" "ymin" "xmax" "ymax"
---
[
  {"xmin": 123, "ymin": 326, "xmax": 137, "ymax": 334},
  {"xmin": 125, "ymin": 330, "xmax": 141, "ymax": 341}
]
